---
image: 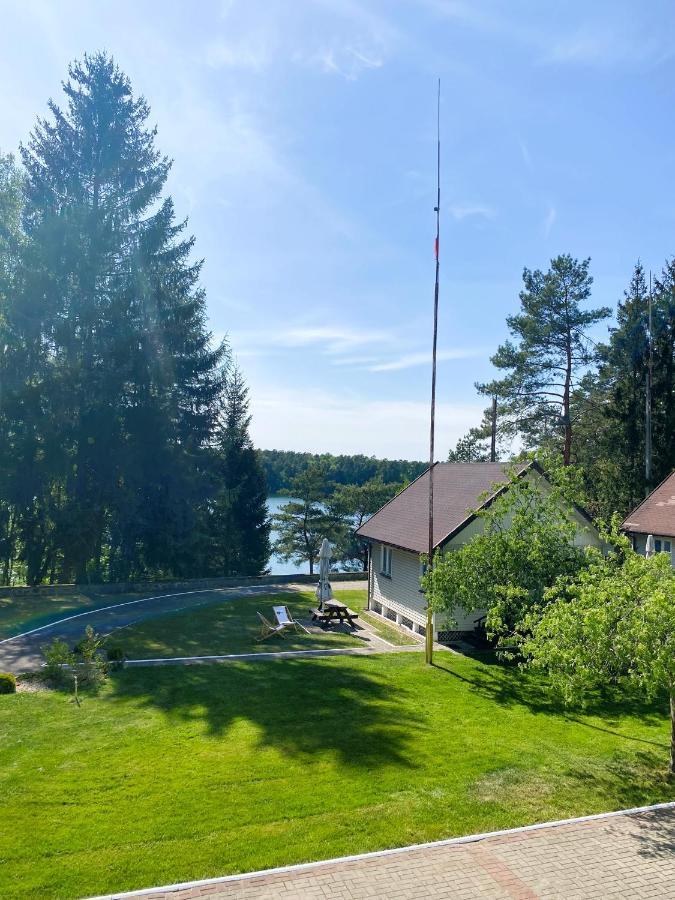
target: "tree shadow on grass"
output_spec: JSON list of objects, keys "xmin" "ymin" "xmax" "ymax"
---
[
  {"xmin": 561, "ymin": 749, "xmax": 674, "ymax": 813},
  {"xmin": 110, "ymin": 657, "xmax": 422, "ymax": 770},
  {"xmin": 432, "ymin": 658, "xmax": 668, "ymax": 738}
]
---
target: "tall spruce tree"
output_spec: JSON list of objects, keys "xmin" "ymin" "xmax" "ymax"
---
[
  {"xmin": 573, "ymin": 260, "xmax": 675, "ymax": 518},
  {"xmin": 652, "ymin": 260, "xmax": 675, "ymax": 484},
  {"xmin": 0, "ymin": 152, "xmax": 25, "ymax": 583},
  {"xmin": 5, "ymin": 53, "xmax": 227, "ymax": 582},
  {"xmin": 205, "ymin": 367, "xmax": 270, "ymax": 576},
  {"xmin": 573, "ymin": 262, "xmax": 649, "ymax": 516},
  {"xmin": 478, "ymin": 255, "xmax": 610, "ymax": 465}
]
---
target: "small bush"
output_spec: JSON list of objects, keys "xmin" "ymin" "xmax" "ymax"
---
[
  {"xmin": 0, "ymin": 672, "xmax": 16, "ymax": 694},
  {"xmin": 42, "ymin": 639, "xmax": 75, "ymax": 686},
  {"xmin": 106, "ymin": 644, "xmax": 126, "ymax": 670},
  {"xmin": 73, "ymin": 625, "xmax": 108, "ymax": 690}
]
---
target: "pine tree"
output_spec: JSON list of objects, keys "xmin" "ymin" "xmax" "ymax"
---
[
  {"xmin": 478, "ymin": 255, "xmax": 610, "ymax": 465},
  {"xmin": 6, "ymin": 53, "xmax": 227, "ymax": 582},
  {"xmin": 206, "ymin": 367, "xmax": 270, "ymax": 576},
  {"xmin": 273, "ymin": 462, "xmax": 337, "ymax": 575}
]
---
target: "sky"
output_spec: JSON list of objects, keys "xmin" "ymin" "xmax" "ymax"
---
[{"xmin": 2, "ymin": 1, "xmax": 675, "ymax": 459}]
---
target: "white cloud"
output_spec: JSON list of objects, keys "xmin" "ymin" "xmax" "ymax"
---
[
  {"xmin": 249, "ymin": 384, "xmax": 483, "ymax": 458},
  {"xmin": 205, "ymin": 36, "xmax": 272, "ymax": 70},
  {"xmin": 448, "ymin": 203, "xmax": 497, "ymax": 221},
  {"xmin": 518, "ymin": 138, "xmax": 532, "ymax": 169},
  {"xmin": 423, "ymin": 0, "xmax": 674, "ymax": 69},
  {"xmin": 206, "ymin": 0, "xmax": 398, "ymax": 79},
  {"xmin": 232, "ymin": 325, "xmax": 395, "ymax": 357},
  {"xmin": 543, "ymin": 205, "xmax": 557, "ymax": 237},
  {"xmin": 367, "ymin": 348, "xmax": 482, "ymax": 372},
  {"xmin": 540, "ymin": 28, "xmax": 674, "ymax": 68}
]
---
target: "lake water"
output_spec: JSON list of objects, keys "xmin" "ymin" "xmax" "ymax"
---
[{"xmin": 266, "ymin": 496, "xmax": 311, "ymax": 575}]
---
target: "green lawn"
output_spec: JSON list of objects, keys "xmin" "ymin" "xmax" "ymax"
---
[
  {"xmin": 118, "ymin": 591, "xmax": 367, "ymax": 658},
  {"xmin": 358, "ymin": 609, "xmax": 418, "ymax": 646},
  {"xmin": 1, "ymin": 652, "xmax": 672, "ymax": 899}
]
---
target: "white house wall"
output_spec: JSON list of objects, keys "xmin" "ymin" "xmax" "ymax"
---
[
  {"xmin": 370, "ymin": 544, "xmax": 482, "ymax": 636},
  {"xmin": 371, "ymin": 546, "xmax": 427, "ymax": 628},
  {"xmin": 631, "ymin": 532, "xmax": 675, "ymax": 566}
]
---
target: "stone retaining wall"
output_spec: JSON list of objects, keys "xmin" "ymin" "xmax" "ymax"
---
[{"xmin": 0, "ymin": 571, "xmax": 366, "ymax": 599}]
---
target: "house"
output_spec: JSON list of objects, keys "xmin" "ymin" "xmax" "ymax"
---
[
  {"xmin": 622, "ymin": 470, "xmax": 675, "ymax": 565},
  {"xmin": 355, "ymin": 460, "xmax": 602, "ymax": 642}
]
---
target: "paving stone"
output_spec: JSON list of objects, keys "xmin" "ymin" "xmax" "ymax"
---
[{"xmin": 121, "ymin": 807, "xmax": 675, "ymax": 900}]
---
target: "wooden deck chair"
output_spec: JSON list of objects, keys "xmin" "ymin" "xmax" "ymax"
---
[
  {"xmin": 273, "ymin": 605, "xmax": 311, "ymax": 634},
  {"xmin": 256, "ymin": 611, "xmax": 287, "ymax": 641}
]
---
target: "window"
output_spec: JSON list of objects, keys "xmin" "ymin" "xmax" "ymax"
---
[
  {"xmin": 655, "ymin": 539, "xmax": 672, "ymax": 554},
  {"xmin": 380, "ymin": 545, "xmax": 392, "ymax": 577}
]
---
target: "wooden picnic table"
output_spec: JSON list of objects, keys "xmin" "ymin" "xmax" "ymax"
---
[{"xmin": 312, "ymin": 600, "xmax": 359, "ymax": 628}]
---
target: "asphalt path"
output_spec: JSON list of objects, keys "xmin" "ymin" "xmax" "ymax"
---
[{"xmin": 0, "ymin": 583, "xmax": 325, "ymax": 674}]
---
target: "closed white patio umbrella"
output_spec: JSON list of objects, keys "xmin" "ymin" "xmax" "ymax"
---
[
  {"xmin": 316, "ymin": 538, "xmax": 334, "ymax": 609},
  {"xmin": 646, "ymin": 534, "xmax": 655, "ymax": 558}
]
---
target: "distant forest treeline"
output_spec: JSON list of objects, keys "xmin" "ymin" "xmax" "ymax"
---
[{"xmin": 260, "ymin": 450, "xmax": 427, "ymax": 495}]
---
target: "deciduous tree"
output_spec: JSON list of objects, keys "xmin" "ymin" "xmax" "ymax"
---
[
  {"xmin": 524, "ymin": 536, "xmax": 675, "ymax": 774},
  {"xmin": 424, "ymin": 460, "xmax": 590, "ymax": 641}
]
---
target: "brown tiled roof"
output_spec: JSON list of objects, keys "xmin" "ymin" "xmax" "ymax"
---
[
  {"xmin": 355, "ymin": 461, "xmax": 533, "ymax": 554},
  {"xmin": 622, "ymin": 470, "xmax": 675, "ymax": 538}
]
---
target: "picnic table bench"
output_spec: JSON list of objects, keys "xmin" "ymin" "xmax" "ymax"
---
[{"xmin": 311, "ymin": 601, "xmax": 359, "ymax": 628}]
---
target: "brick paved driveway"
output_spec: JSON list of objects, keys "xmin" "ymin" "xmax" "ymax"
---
[{"xmin": 100, "ymin": 804, "xmax": 675, "ymax": 900}]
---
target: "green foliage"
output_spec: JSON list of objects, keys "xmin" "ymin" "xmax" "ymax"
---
[
  {"xmin": 260, "ymin": 449, "xmax": 425, "ymax": 495},
  {"xmin": 0, "ymin": 672, "xmax": 16, "ymax": 694},
  {"xmin": 106, "ymin": 644, "xmax": 126, "ymax": 669},
  {"xmin": 0, "ymin": 53, "xmax": 246, "ymax": 585},
  {"xmin": 573, "ymin": 260, "xmax": 675, "ymax": 518},
  {"xmin": 329, "ymin": 478, "xmax": 403, "ymax": 570},
  {"xmin": 424, "ymin": 460, "xmax": 591, "ymax": 640},
  {"xmin": 203, "ymin": 367, "xmax": 270, "ymax": 576},
  {"xmin": 448, "ymin": 402, "xmax": 506, "ymax": 462},
  {"xmin": 42, "ymin": 639, "xmax": 76, "ymax": 686},
  {"xmin": 272, "ymin": 462, "xmax": 339, "ymax": 575},
  {"xmin": 43, "ymin": 625, "xmax": 108, "ymax": 690},
  {"xmin": 477, "ymin": 255, "xmax": 610, "ymax": 464},
  {"xmin": 73, "ymin": 625, "xmax": 108, "ymax": 690},
  {"xmin": 524, "ymin": 540, "xmax": 675, "ymax": 772}
]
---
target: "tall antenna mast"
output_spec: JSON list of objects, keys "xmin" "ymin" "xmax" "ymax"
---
[
  {"xmin": 425, "ymin": 79, "xmax": 441, "ymax": 666},
  {"xmin": 645, "ymin": 270, "xmax": 653, "ymax": 494}
]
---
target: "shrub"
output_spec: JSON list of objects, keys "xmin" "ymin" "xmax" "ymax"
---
[
  {"xmin": 0, "ymin": 672, "xmax": 16, "ymax": 694},
  {"xmin": 106, "ymin": 644, "xmax": 126, "ymax": 670},
  {"xmin": 42, "ymin": 639, "xmax": 75, "ymax": 686},
  {"xmin": 73, "ymin": 625, "xmax": 108, "ymax": 690}
]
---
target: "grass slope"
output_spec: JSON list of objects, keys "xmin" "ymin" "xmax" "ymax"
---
[
  {"xmin": 119, "ymin": 591, "xmax": 366, "ymax": 658},
  {"xmin": 1, "ymin": 653, "xmax": 672, "ymax": 899}
]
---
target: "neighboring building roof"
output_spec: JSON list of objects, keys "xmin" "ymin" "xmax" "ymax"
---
[
  {"xmin": 622, "ymin": 470, "xmax": 675, "ymax": 538},
  {"xmin": 355, "ymin": 461, "xmax": 534, "ymax": 554}
]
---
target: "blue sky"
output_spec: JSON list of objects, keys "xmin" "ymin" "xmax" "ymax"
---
[{"xmin": 2, "ymin": 1, "xmax": 675, "ymax": 459}]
